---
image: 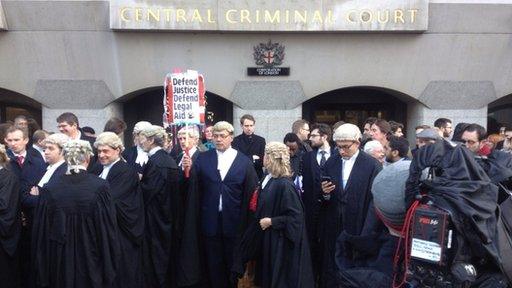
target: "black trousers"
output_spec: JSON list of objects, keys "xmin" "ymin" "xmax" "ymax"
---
[
  {"xmin": 203, "ymin": 213, "xmax": 237, "ymax": 288},
  {"xmin": 0, "ymin": 244, "xmax": 19, "ymax": 288}
]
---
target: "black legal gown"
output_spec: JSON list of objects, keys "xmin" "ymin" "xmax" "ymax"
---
[
  {"xmin": 31, "ymin": 171, "xmax": 120, "ymax": 288},
  {"xmin": 234, "ymin": 177, "xmax": 314, "ymax": 288},
  {"xmin": 140, "ymin": 149, "xmax": 179, "ymax": 287},
  {"xmin": 0, "ymin": 168, "xmax": 21, "ymax": 288},
  {"xmin": 91, "ymin": 161, "xmax": 145, "ymax": 288}
]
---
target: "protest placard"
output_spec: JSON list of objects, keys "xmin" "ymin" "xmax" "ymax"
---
[{"xmin": 164, "ymin": 69, "xmax": 205, "ymax": 126}]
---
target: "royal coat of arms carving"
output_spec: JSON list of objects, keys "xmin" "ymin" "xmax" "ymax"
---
[{"xmin": 253, "ymin": 40, "xmax": 285, "ymax": 68}]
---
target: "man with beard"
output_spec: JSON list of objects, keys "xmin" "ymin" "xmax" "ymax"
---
[
  {"xmin": 92, "ymin": 132, "xmax": 145, "ymax": 288},
  {"xmin": 320, "ymin": 124, "xmax": 381, "ymax": 287},
  {"xmin": 139, "ymin": 125, "xmax": 179, "ymax": 288},
  {"xmin": 434, "ymin": 117, "xmax": 453, "ymax": 139},
  {"xmin": 232, "ymin": 114, "xmax": 266, "ymax": 179},
  {"xmin": 301, "ymin": 123, "xmax": 335, "ymax": 286}
]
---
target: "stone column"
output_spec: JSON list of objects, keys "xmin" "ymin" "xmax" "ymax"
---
[{"xmin": 231, "ymin": 80, "xmax": 306, "ymax": 142}]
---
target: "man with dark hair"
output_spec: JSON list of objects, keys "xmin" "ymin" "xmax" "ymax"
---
[
  {"xmin": 389, "ymin": 121, "xmax": 404, "ymax": 138},
  {"xmin": 461, "ymin": 123, "xmax": 487, "ymax": 154},
  {"xmin": 301, "ymin": 123, "xmax": 335, "ymax": 285},
  {"xmin": 370, "ymin": 119, "xmax": 392, "ymax": 146},
  {"xmin": 81, "ymin": 126, "xmax": 96, "ymax": 137},
  {"xmin": 292, "ymin": 119, "xmax": 312, "ymax": 153},
  {"xmin": 104, "ymin": 117, "xmax": 127, "ymax": 136},
  {"xmin": 434, "ymin": 117, "xmax": 453, "ymax": 139},
  {"xmin": 363, "ymin": 117, "xmax": 378, "ymax": 136},
  {"xmin": 14, "ymin": 115, "xmax": 28, "ymax": 129},
  {"xmin": 31, "ymin": 129, "xmax": 49, "ymax": 160},
  {"xmin": 385, "ymin": 136, "xmax": 410, "ymax": 163},
  {"xmin": 56, "ymin": 112, "xmax": 96, "ymax": 147},
  {"xmin": 232, "ymin": 114, "xmax": 266, "ymax": 179},
  {"xmin": 284, "ymin": 132, "xmax": 303, "ymax": 179},
  {"xmin": 4, "ymin": 126, "xmax": 46, "ymax": 287}
]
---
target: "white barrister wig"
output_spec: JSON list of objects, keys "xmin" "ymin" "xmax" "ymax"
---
[
  {"xmin": 63, "ymin": 140, "xmax": 93, "ymax": 173},
  {"xmin": 333, "ymin": 123, "xmax": 362, "ymax": 142},
  {"xmin": 133, "ymin": 121, "xmax": 152, "ymax": 134},
  {"xmin": 94, "ymin": 132, "xmax": 125, "ymax": 152}
]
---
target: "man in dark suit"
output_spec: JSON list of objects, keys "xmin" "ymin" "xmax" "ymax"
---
[
  {"xmin": 4, "ymin": 126, "xmax": 47, "ymax": 287},
  {"xmin": 184, "ymin": 121, "xmax": 258, "ymax": 288},
  {"xmin": 4, "ymin": 126, "xmax": 47, "ymax": 209},
  {"xmin": 300, "ymin": 123, "xmax": 335, "ymax": 286},
  {"xmin": 232, "ymin": 114, "xmax": 266, "ymax": 179},
  {"xmin": 92, "ymin": 132, "xmax": 145, "ymax": 288},
  {"xmin": 319, "ymin": 123, "xmax": 382, "ymax": 287}
]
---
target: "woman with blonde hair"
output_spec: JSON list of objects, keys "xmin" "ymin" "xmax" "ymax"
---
[
  {"xmin": 233, "ymin": 142, "xmax": 313, "ymax": 288},
  {"xmin": 0, "ymin": 144, "xmax": 21, "ymax": 287}
]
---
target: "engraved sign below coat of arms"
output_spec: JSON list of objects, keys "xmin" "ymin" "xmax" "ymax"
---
[{"xmin": 248, "ymin": 40, "xmax": 290, "ymax": 76}]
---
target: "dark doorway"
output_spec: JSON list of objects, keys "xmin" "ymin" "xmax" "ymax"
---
[
  {"xmin": 0, "ymin": 88, "xmax": 42, "ymax": 125},
  {"xmin": 488, "ymin": 94, "xmax": 512, "ymax": 134},
  {"xmin": 303, "ymin": 87, "xmax": 407, "ymax": 130},
  {"xmin": 122, "ymin": 87, "xmax": 233, "ymax": 145}
]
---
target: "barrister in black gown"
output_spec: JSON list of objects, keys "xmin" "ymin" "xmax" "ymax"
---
[
  {"xmin": 138, "ymin": 125, "xmax": 179, "ymax": 288},
  {"xmin": 233, "ymin": 142, "xmax": 314, "ymax": 288},
  {"xmin": 122, "ymin": 121, "xmax": 152, "ymax": 174},
  {"xmin": 92, "ymin": 132, "xmax": 145, "ymax": 288},
  {"xmin": 320, "ymin": 124, "xmax": 381, "ymax": 287},
  {"xmin": 0, "ymin": 145, "xmax": 21, "ymax": 288},
  {"xmin": 171, "ymin": 127, "xmax": 204, "ymax": 287},
  {"xmin": 232, "ymin": 115, "xmax": 266, "ymax": 179},
  {"xmin": 32, "ymin": 140, "xmax": 119, "ymax": 288}
]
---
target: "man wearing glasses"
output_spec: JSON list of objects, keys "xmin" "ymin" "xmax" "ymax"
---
[
  {"xmin": 182, "ymin": 121, "xmax": 258, "ymax": 288},
  {"xmin": 318, "ymin": 123, "xmax": 382, "ymax": 287},
  {"xmin": 301, "ymin": 123, "xmax": 334, "ymax": 285}
]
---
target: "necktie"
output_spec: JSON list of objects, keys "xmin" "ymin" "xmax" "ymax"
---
[
  {"xmin": 17, "ymin": 155, "xmax": 24, "ymax": 167},
  {"xmin": 319, "ymin": 151, "xmax": 327, "ymax": 167}
]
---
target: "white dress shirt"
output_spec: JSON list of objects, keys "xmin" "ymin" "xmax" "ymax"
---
[
  {"xmin": 342, "ymin": 150, "xmax": 359, "ymax": 189},
  {"xmin": 71, "ymin": 131, "xmax": 82, "ymax": 140},
  {"xmin": 216, "ymin": 147, "xmax": 238, "ymax": 211},
  {"xmin": 13, "ymin": 150, "xmax": 27, "ymax": 159},
  {"xmin": 100, "ymin": 158, "xmax": 120, "ymax": 180},
  {"xmin": 12, "ymin": 150, "xmax": 28, "ymax": 166},
  {"xmin": 148, "ymin": 146, "xmax": 162, "ymax": 157},
  {"xmin": 316, "ymin": 147, "xmax": 331, "ymax": 166},
  {"xmin": 135, "ymin": 146, "xmax": 149, "ymax": 166},
  {"xmin": 38, "ymin": 160, "xmax": 65, "ymax": 187},
  {"xmin": 33, "ymin": 144, "xmax": 45, "ymax": 159},
  {"xmin": 261, "ymin": 174, "xmax": 273, "ymax": 189}
]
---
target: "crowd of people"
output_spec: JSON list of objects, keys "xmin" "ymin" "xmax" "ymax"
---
[{"xmin": 0, "ymin": 112, "xmax": 511, "ymax": 288}]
